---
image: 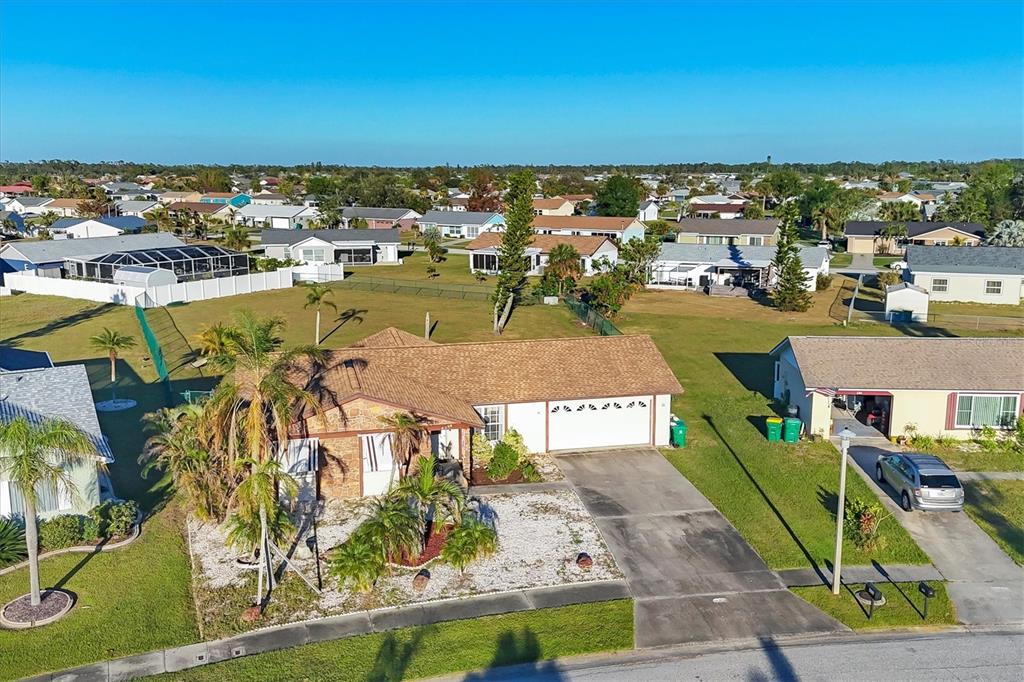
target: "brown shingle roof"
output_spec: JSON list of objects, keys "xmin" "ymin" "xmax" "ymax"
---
[
  {"xmin": 348, "ymin": 327, "xmax": 437, "ymax": 348},
  {"xmin": 532, "ymin": 197, "xmax": 572, "ymax": 210},
  {"xmin": 46, "ymin": 198, "xmax": 85, "ymax": 209},
  {"xmin": 303, "ymin": 334, "xmax": 682, "ymax": 424},
  {"xmin": 466, "ymin": 232, "xmax": 612, "ymax": 256},
  {"xmin": 774, "ymin": 336, "xmax": 1024, "ymax": 392},
  {"xmin": 531, "ymin": 215, "xmax": 640, "ymax": 232}
]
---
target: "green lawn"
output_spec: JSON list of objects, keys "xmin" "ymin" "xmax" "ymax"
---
[
  {"xmin": 829, "ymin": 252, "xmax": 852, "ymax": 268},
  {"xmin": 873, "ymin": 256, "xmax": 902, "ymax": 267},
  {"xmin": 964, "ymin": 480, "xmax": 1024, "ymax": 566},
  {"xmin": 158, "ymin": 601, "xmax": 633, "ymax": 682},
  {"xmin": 915, "ymin": 443, "xmax": 1023, "ymax": 473},
  {"xmin": 792, "ymin": 581, "xmax": 956, "ymax": 630},
  {"xmin": 618, "ymin": 289, "xmax": 929, "ymax": 569},
  {"xmin": 358, "ymin": 249, "xmax": 484, "ymax": 286},
  {"xmin": 930, "ymin": 301, "xmax": 1024, "ymax": 319}
]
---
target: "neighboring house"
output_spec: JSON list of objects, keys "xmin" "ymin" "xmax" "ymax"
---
[
  {"xmin": 303, "ymin": 194, "xmax": 320, "ymax": 208},
  {"xmin": 686, "ymin": 193, "xmax": 748, "ymax": 219},
  {"xmin": 199, "ymin": 192, "xmax": 251, "ymax": 208},
  {"xmin": 102, "ymin": 181, "xmax": 147, "ymax": 196},
  {"xmin": 771, "ymin": 336, "xmax": 1024, "ymax": 440},
  {"xmin": 466, "ymin": 233, "xmax": 617, "ymax": 276},
  {"xmin": 418, "ymin": 210, "xmax": 506, "ymax": 239},
  {"xmin": 282, "ymin": 329, "xmax": 681, "ymax": 499},
  {"xmin": 237, "ymin": 204, "xmax": 319, "ymax": 230},
  {"xmin": 0, "ymin": 210, "xmax": 26, "ymax": 235},
  {"xmin": 8, "ymin": 197, "xmax": 55, "ymax": 216},
  {"xmin": 532, "ymin": 215, "xmax": 646, "ymax": 243},
  {"xmin": 675, "ymin": 218, "xmax": 780, "ymax": 246},
  {"xmin": 651, "ymin": 243, "xmax": 828, "ymax": 291},
  {"xmin": 166, "ymin": 201, "xmax": 236, "ymax": 221},
  {"xmin": 49, "ymin": 216, "xmax": 146, "ymax": 239},
  {"xmin": 0, "ymin": 232, "xmax": 186, "ymax": 278},
  {"xmin": 260, "ymin": 228, "xmax": 401, "ymax": 265},
  {"xmin": 63, "ymin": 242, "xmax": 248, "ymax": 284},
  {"xmin": 42, "ymin": 198, "xmax": 87, "ymax": 217},
  {"xmin": 0, "ymin": 183, "xmax": 33, "ymax": 198},
  {"xmin": 905, "ymin": 245, "xmax": 1024, "ymax": 305},
  {"xmin": 157, "ymin": 191, "xmax": 202, "ymax": 205},
  {"xmin": 840, "ymin": 179, "xmax": 880, "ymax": 191},
  {"xmin": 561, "ymin": 194, "xmax": 594, "ymax": 210},
  {"xmin": 341, "ymin": 207, "xmax": 421, "ymax": 230},
  {"xmin": 843, "ymin": 221, "xmax": 985, "ymax": 255},
  {"xmin": 114, "ymin": 200, "xmax": 160, "ymax": 217},
  {"xmin": 251, "ymin": 193, "xmax": 289, "ymax": 206},
  {"xmin": 637, "ymin": 200, "xmax": 659, "ymax": 222},
  {"xmin": 0, "ymin": 364, "xmax": 116, "ymax": 519},
  {"xmin": 884, "ymin": 283, "xmax": 930, "ymax": 323},
  {"xmin": 0, "ymin": 347, "xmax": 53, "ymax": 372},
  {"xmin": 532, "ymin": 198, "xmax": 574, "ymax": 216}
]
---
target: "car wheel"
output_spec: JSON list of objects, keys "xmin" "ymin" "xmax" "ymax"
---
[
  {"xmin": 901, "ymin": 491, "xmax": 913, "ymax": 512},
  {"xmin": 876, "ymin": 465, "xmax": 885, "ymax": 484}
]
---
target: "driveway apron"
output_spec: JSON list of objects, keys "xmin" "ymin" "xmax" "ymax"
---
[
  {"xmin": 555, "ymin": 448, "xmax": 846, "ymax": 648},
  {"xmin": 844, "ymin": 438, "xmax": 1024, "ymax": 626}
]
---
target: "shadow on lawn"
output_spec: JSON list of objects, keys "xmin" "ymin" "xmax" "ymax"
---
[
  {"xmin": 464, "ymin": 628, "xmax": 564, "ymax": 680},
  {"xmin": 1, "ymin": 302, "xmax": 118, "ymax": 343},
  {"xmin": 320, "ymin": 307, "xmax": 369, "ymax": 343},
  {"xmin": 703, "ymin": 414, "xmax": 828, "ymax": 583},
  {"xmin": 714, "ymin": 352, "xmax": 775, "ymax": 400},
  {"xmin": 964, "ymin": 483, "xmax": 1024, "ymax": 562}
]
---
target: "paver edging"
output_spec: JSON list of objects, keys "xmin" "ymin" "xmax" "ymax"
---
[{"xmin": 0, "ymin": 513, "xmax": 143, "ymax": 578}]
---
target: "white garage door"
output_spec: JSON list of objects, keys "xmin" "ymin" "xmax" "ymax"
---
[{"xmin": 547, "ymin": 397, "xmax": 651, "ymax": 451}]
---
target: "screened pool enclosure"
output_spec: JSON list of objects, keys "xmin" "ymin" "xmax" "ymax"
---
[{"xmin": 64, "ymin": 245, "xmax": 249, "ymax": 283}]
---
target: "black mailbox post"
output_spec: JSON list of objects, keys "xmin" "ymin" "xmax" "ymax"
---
[
  {"xmin": 864, "ymin": 582, "xmax": 883, "ymax": 619},
  {"xmin": 918, "ymin": 581, "xmax": 935, "ymax": 620}
]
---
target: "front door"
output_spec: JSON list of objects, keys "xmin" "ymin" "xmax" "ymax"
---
[{"xmin": 361, "ymin": 433, "xmax": 396, "ymax": 496}]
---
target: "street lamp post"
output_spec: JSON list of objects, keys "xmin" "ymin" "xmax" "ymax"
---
[{"xmin": 832, "ymin": 427, "xmax": 857, "ymax": 595}]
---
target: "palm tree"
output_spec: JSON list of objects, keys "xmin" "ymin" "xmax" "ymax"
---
[
  {"xmin": 227, "ymin": 457, "xmax": 297, "ymax": 572},
  {"xmin": 393, "ymin": 455, "xmax": 465, "ymax": 550},
  {"xmin": 359, "ymin": 495, "xmax": 421, "ymax": 566},
  {"xmin": 193, "ymin": 322, "xmax": 236, "ymax": 358},
  {"xmin": 89, "ymin": 328, "xmax": 136, "ymax": 386},
  {"xmin": 0, "ymin": 416, "xmax": 100, "ymax": 607},
  {"xmin": 203, "ymin": 311, "xmax": 324, "ymax": 607},
  {"xmin": 221, "ymin": 226, "xmax": 250, "ymax": 252},
  {"xmin": 143, "ymin": 205, "xmax": 172, "ymax": 232},
  {"xmin": 545, "ymin": 244, "xmax": 582, "ymax": 296},
  {"xmin": 377, "ymin": 412, "xmax": 428, "ymax": 479},
  {"xmin": 302, "ymin": 283, "xmax": 337, "ymax": 345}
]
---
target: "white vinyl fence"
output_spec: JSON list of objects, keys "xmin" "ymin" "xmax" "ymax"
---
[{"xmin": 3, "ymin": 264, "xmax": 344, "ymax": 308}]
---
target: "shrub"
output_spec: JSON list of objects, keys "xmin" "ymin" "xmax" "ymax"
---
[
  {"xmin": 0, "ymin": 518, "xmax": 27, "ymax": 566},
  {"xmin": 912, "ymin": 434, "xmax": 935, "ymax": 450},
  {"xmin": 331, "ymin": 529, "xmax": 385, "ymax": 592},
  {"xmin": 815, "ymin": 273, "xmax": 833, "ymax": 291},
  {"xmin": 935, "ymin": 435, "xmax": 959, "ymax": 448},
  {"xmin": 225, "ymin": 503, "xmax": 294, "ymax": 555},
  {"xmin": 39, "ymin": 514, "xmax": 85, "ymax": 550},
  {"xmin": 487, "ymin": 442, "xmax": 520, "ymax": 480},
  {"xmin": 877, "ymin": 271, "xmax": 902, "ymax": 288},
  {"xmin": 81, "ymin": 516, "xmax": 101, "ymax": 543},
  {"xmin": 440, "ymin": 517, "xmax": 498, "ymax": 573},
  {"xmin": 88, "ymin": 503, "xmax": 109, "ymax": 536},
  {"xmin": 520, "ymin": 461, "xmax": 542, "ymax": 483},
  {"xmin": 843, "ymin": 498, "xmax": 889, "ymax": 551},
  {"xmin": 471, "ymin": 433, "xmax": 494, "ymax": 467},
  {"xmin": 107, "ymin": 500, "xmax": 139, "ymax": 537},
  {"xmin": 976, "ymin": 425, "xmax": 999, "ymax": 451},
  {"xmin": 503, "ymin": 429, "xmax": 529, "ymax": 459},
  {"xmin": 1014, "ymin": 419, "xmax": 1024, "ymax": 454}
]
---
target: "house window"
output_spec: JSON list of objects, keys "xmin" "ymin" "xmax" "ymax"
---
[
  {"xmin": 955, "ymin": 394, "xmax": 1018, "ymax": 429},
  {"xmin": 749, "ymin": 236, "xmax": 763, "ymax": 246},
  {"xmin": 704, "ymin": 236, "xmax": 724, "ymax": 245},
  {"xmin": 467, "ymin": 225, "xmax": 480, "ymax": 238},
  {"xmin": 298, "ymin": 248, "xmax": 326, "ymax": 262},
  {"xmin": 281, "ymin": 438, "xmax": 319, "ymax": 474},
  {"xmin": 931, "ymin": 278, "xmax": 948, "ymax": 293},
  {"xmin": 472, "ymin": 253, "xmax": 498, "ymax": 272},
  {"xmin": 985, "ymin": 280, "xmax": 1002, "ymax": 295},
  {"xmin": 479, "ymin": 406, "xmax": 504, "ymax": 441}
]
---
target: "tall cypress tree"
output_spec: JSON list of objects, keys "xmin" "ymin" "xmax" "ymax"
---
[
  {"xmin": 493, "ymin": 169, "xmax": 535, "ymax": 333},
  {"xmin": 772, "ymin": 204, "xmax": 813, "ymax": 312}
]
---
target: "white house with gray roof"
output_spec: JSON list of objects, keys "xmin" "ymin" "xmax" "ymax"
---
[
  {"xmin": 906, "ymin": 245, "xmax": 1024, "ymax": 305},
  {"xmin": 0, "ymin": 232, "xmax": 185, "ymax": 280},
  {"xmin": 7, "ymin": 196, "xmax": 55, "ymax": 216},
  {"xmin": 651, "ymin": 243, "xmax": 828, "ymax": 291},
  {"xmin": 237, "ymin": 204, "xmax": 319, "ymax": 230},
  {"xmin": 0, "ymin": 364, "xmax": 116, "ymax": 519},
  {"xmin": 417, "ymin": 210, "xmax": 505, "ymax": 239},
  {"xmin": 341, "ymin": 207, "xmax": 421, "ymax": 230},
  {"xmin": 261, "ymin": 228, "xmax": 401, "ymax": 265}
]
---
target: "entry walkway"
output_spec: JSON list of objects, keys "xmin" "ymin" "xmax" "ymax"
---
[
  {"xmin": 836, "ymin": 435, "xmax": 1024, "ymax": 626},
  {"xmin": 555, "ymin": 448, "xmax": 846, "ymax": 648}
]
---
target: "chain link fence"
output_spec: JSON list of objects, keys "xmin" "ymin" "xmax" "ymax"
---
[
  {"xmin": 336, "ymin": 275, "xmax": 493, "ymax": 300},
  {"xmin": 564, "ymin": 298, "xmax": 622, "ymax": 336}
]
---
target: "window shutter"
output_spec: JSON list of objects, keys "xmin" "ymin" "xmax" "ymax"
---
[{"xmin": 945, "ymin": 393, "xmax": 957, "ymax": 430}]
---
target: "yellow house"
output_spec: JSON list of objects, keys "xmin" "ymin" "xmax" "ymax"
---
[
  {"xmin": 771, "ymin": 336, "xmax": 1024, "ymax": 441},
  {"xmin": 843, "ymin": 221, "xmax": 985, "ymax": 255}
]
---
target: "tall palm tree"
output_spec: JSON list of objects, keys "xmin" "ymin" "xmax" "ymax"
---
[
  {"xmin": 193, "ymin": 322, "xmax": 236, "ymax": 358},
  {"xmin": 545, "ymin": 244, "xmax": 582, "ymax": 296},
  {"xmin": 143, "ymin": 205, "xmax": 172, "ymax": 232},
  {"xmin": 0, "ymin": 416, "xmax": 100, "ymax": 606},
  {"xmin": 221, "ymin": 226, "xmax": 250, "ymax": 252},
  {"xmin": 377, "ymin": 412, "xmax": 428, "ymax": 480},
  {"xmin": 89, "ymin": 328, "xmax": 136, "ymax": 385},
  {"xmin": 303, "ymin": 283, "xmax": 337, "ymax": 345},
  {"xmin": 203, "ymin": 311, "xmax": 324, "ymax": 607}
]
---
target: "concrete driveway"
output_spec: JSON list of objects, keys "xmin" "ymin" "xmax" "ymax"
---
[
  {"xmin": 555, "ymin": 448, "xmax": 845, "ymax": 648},
  {"xmin": 846, "ymin": 440, "xmax": 1024, "ymax": 626}
]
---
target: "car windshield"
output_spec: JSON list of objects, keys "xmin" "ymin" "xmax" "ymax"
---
[{"xmin": 920, "ymin": 474, "xmax": 960, "ymax": 488}]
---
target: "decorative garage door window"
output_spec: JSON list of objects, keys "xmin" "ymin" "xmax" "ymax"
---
[
  {"xmin": 550, "ymin": 400, "xmax": 647, "ymax": 413},
  {"xmin": 281, "ymin": 438, "xmax": 319, "ymax": 474},
  {"xmin": 955, "ymin": 394, "xmax": 1019, "ymax": 429}
]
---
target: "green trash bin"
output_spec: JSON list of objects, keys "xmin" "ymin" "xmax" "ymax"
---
[
  {"xmin": 671, "ymin": 419, "xmax": 687, "ymax": 448},
  {"xmin": 765, "ymin": 417, "xmax": 783, "ymax": 442},
  {"xmin": 782, "ymin": 417, "xmax": 802, "ymax": 443}
]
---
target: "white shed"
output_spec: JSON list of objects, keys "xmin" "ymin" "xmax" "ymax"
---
[
  {"xmin": 885, "ymin": 282, "xmax": 929, "ymax": 323},
  {"xmin": 112, "ymin": 265, "xmax": 178, "ymax": 287}
]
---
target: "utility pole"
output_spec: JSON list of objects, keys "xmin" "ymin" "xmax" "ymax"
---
[{"xmin": 832, "ymin": 426, "xmax": 857, "ymax": 595}]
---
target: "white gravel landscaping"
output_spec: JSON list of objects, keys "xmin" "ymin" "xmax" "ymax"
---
[{"xmin": 189, "ymin": 487, "xmax": 621, "ymax": 624}]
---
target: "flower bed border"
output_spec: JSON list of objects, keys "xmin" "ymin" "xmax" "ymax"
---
[{"xmin": 0, "ymin": 510, "xmax": 142, "ymax": 578}]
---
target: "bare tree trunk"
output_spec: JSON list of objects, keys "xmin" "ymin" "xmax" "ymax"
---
[
  {"xmin": 492, "ymin": 297, "xmax": 502, "ymax": 334},
  {"xmin": 25, "ymin": 498, "xmax": 41, "ymax": 606},
  {"xmin": 496, "ymin": 293, "xmax": 515, "ymax": 334},
  {"xmin": 315, "ymin": 308, "xmax": 321, "ymax": 345},
  {"xmin": 109, "ymin": 352, "xmax": 117, "ymax": 384}
]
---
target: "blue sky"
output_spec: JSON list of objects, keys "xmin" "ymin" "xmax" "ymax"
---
[{"xmin": 2, "ymin": 0, "xmax": 1022, "ymax": 165}]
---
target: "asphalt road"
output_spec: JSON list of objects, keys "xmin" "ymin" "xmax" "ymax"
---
[{"xmin": 445, "ymin": 630, "xmax": 1024, "ymax": 681}]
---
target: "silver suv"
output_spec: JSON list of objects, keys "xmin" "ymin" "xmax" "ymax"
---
[{"xmin": 875, "ymin": 453, "xmax": 964, "ymax": 512}]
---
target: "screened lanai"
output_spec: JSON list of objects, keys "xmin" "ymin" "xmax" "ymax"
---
[{"xmin": 64, "ymin": 244, "xmax": 249, "ymax": 283}]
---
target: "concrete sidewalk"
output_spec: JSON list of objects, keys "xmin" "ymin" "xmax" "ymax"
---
[
  {"xmin": 555, "ymin": 447, "xmax": 846, "ymax": 648},
  {"xmin": 956, "ymin": 471, "xmax": 1024, "ymax": 482},
  {"xmin": 778, "ymin": 563, "xmax": 942, "ymax": 587},
  {"xmin": 839, "ymin": 436, "xmax": 1024, "ymax": 627}
]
